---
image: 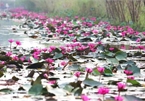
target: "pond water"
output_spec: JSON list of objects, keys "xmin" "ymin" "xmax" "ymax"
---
[{"xmin": 0, "ymin": 19, "xmax": 47, "ymax": 49}]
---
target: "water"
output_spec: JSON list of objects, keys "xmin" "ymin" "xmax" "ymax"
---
[{"xmin": 0, "ymin": 19, "xmax": 46, "ymax": 49}]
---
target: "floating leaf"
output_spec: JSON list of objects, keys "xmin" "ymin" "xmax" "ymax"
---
[
  {"xmin": 72, "ymin": 87, "xmax": 83, "ymax": 96},
  {"xmin": 123, "ymin": 95, "xmax": 142, "ymax": 101},
  {"xmin": 64, "ymin": 85, "xmax": 74, "ymax": 93},
  {"xmin": 83, "ymin": 78, "xmax": 102, "ymax": 87},
  {"xmin": 103, "ymin": 68, "xmax": 113, "ymax": 77},
  {"xmin": 115, "ymin": 51, "xmax": 127, "ymax": 61},
  {"xmin": 92, "ymin": 69, "xmax": 100, "ymax": 76},
  {"xmin": 106, "ymin": 58, "xmax": 119, "ymax": 65},
  {"xmin": 127, "ymin": 79, "xmax": 141, "ymax": 86},
  {"xmin": 12, "ymin": 76, "xmax": 19, "ymax": 81},
  {"xmin": 0, "ymin": 88, "xmax": 13, "ymax": 93},
  {"xmin": 68, "ymin": 64, "xmax": 80, "ymax": 71},
  {"xmin": 28, "ymin": 84, "xmax": 43, "ymax": 95},
  {"xmin": 104, "ymin": 51, "xmax": 115, "ymax": 57},
  {"xmin": 0, "ymin": 71, "xmax": 4, "ymax": 78},
  {"xmin": 53, "ymin": 52, "xmax": 63, "ymax": 59},
  {"xmin": 126, "ymin": 65, "xmax": 140, "ymax": 75},
  {"xmin": 26, "ymin": 62, "xmax": 44, "ymax": 69}
]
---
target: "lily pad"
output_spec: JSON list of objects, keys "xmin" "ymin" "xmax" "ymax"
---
[
  {"xmin": 115, "ymin": 51, "xmax": 127, "ymax": 61},
  {"xmin": 127, "ymin": 79, "xmax": 141, "ymax": 86},
  {"xmin": 83, "ymin": 78, "xmax": 102, "ymax": 87},
  {"xmin": 28, "ymin": 84, "xmax": 43, "ymax": 95}
]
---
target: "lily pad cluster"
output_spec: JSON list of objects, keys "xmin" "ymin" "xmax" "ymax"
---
[{"xmin": 0, "ymin": 8, "xmax": 145, "ymax": 101}]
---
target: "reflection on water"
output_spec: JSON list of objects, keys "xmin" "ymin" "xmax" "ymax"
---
[{"xmin": 0, "ymin": 19, "xmax": 46, "ymax": 49}]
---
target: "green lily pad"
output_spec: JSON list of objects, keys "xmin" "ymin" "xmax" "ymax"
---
[
  {"xmin": 53, "ymin": 52, "xmax": 63, "ymax": 59},
  {"xmin": 83, "ymin": 78, "xmax": 102, "ymax": 87},
  {"xmin": 106, "ymin": 58, "xmax": 119, "ymax": 65},
  {"xmin": 123, "ymin": 95, "xmax": 142, "ymax": 101},
  {"xmin": 0, "ymin": 88, "xmax": 13, "ymax": 93},
  {"xmin": 115, "ymin": 51, "xmax": 127, "ymax": 61},
  {"xmin": 127, "ymin": 79, "xmax": 141, "ymax": 86},
  {"xmin": 28, "ymin": 84, "xmax": 43, "ymax": 95},
  {"xmin": 68, "ymin": 64, "xmax": 80, "ymax": 71},
  {"xmin": 126, "ymin": 64, "xmax": 140, "ymax": 75}
]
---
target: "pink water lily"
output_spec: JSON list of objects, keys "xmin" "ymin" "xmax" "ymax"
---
[
  {"xmin": 86, "ymin": 68, "xmax": 93, "ymax": 74},
  {"xmin": 74, "ymin": 71, "xmax": 81, "ymax": 78},
  {"xmin": 127, "ymin": 76, "xmax": 134, "ymax": 80},
  {"xmin": 81, "ymin": 94, "xmax": 90, "ymax": 101},
  {"xmin": 109, "ymin": 47, "xmax": 114, "ymax": 51},
  {"xmin": 97, "ymin": 66, "xmax": 105, "ymax": 74},
  {"xmin": 8, "ymin": 39, "xmax": 14, "ymax": 43},
  {"xmin": 117, "ymin": 82, "xmax": 126, "ymax": 91},
  {"xmin": 45, "ymin": 58, "xmax": 54, "ymax": 64},
  {"xmin": 15, "ymin": 40, "xmax": 21, "ymax": 46},
  {"xmin": 115, "ymin": 95, "xmax": 123, "ymax": 101},
  {"xmin": 124, "ymin": 70, "xmax": 133, "ymax": 75},
  {"xmin": 98, "ymin": 86, "xmax": 110, "ymax": 95}
]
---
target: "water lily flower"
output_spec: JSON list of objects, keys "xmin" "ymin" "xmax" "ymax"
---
[
  {"xmin": 120, "ymin": 44, "xmax": 125, "ymax": 49},
  {"xmin": 12, "ymin": 56, "xmax": 19, "ymax": 61},
  {"xmin": 98, "ymin": 86, "xmax": 109, "ymax": 95},
  {"xmin": 127, "ymin": 76, "xmax": 134, "ymax": 80},
  {"xmin": 8, "ymin": 39, "xmax": 14, "ymax": 43},
  {"xmin": 0, "ymin": 61, "xmax": 5, "ymax": 65},
  {"xmin": 124, "ymin": 70, "xmax": 133, "ymax": 75},
  {"xmin": 86, "ymin": 68, "xmax": 93, "ymax": 74},
  {"xmin": 6, "ymin": 51, "xmax": 12, "ymax": 56},
  {"xmin": 45, "ymin": 58, "xmax": 54, "ymax": 64},
  {"xmin": 109, "ymin": 47, "xmax": 114, "ymax": 51},
  {"xmin": 74, "ymin": 71, "xmax": 81, "ymax": 78},
  {"xmin": 60, "ymin": 61, "xmax": 67, "ymax": 66},
  {"xmin": 49, "ymin": 80, "xmax": 56, "ymax": 85},
  {"xmin": 136, "ymin": 38, "xmax": 141, "ymax": 43},
  {"xmin": 81, "ymin": 94, "xmax": 90, "ymax": 101},
  {"xmin": 137, "ymin": 45, "xmax": 144, "ymax": 50},
  {"xmin": 115, "ymin": 95, "xmax": 123, "ymax": 101},
  {"xmin": 15, "ymin": 40, "xmax": 21, "ymax": 46},
  {"xmin": 97, "ymin": 66, "xmax": 105, "ymax": 74},
  {"xmin": 117, "ymin": 82, "xmax": 126, "ymax": 91}
]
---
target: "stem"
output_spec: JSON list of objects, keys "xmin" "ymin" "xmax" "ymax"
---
[
  {"xmin": 99, "ymin": 74, "xmax": 101, "ymax": 82},
  {"xmin": 102, "ymin": 95, "xmax": 104, "ymax": 101},
  {"xmin": 118, "ymin": 91, "xmax": 120, "ymax": 96},
  {"xmin": 85, "ymin": 72, "xmax": 89, "ymax": 79}
]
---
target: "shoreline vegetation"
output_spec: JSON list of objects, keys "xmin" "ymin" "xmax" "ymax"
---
[{"xmin": 12, "ymin": 0, "xmax": 145, "ymax": 32}]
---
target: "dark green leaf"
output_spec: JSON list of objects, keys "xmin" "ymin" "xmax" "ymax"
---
[
  {"xmin": 0, "ymin": 88, "xmax": 13, "ymax": 93},
  {"xmin": 68, "ymin": 64, "xmax": 80, "ymax": 71},
  {"xmin": 105, "ymin": 51, "xmax": 115, "ymax": 57},
  {"xmin": 12, "ymin": 76, "xmax": 19, "ymax": 81},
  {"xmin": 28, "ymin": 84, "xmax": 43, "ymax": 95},
  {"xmin": 106, "ymin": 58, "xmax": 119, "ymax": 65},
  {"xmin": 103, "ymin": 68, "xmax": 113, "ymax": 77},
  {"xmin": 27, "ymin": 70, "xmax": 35, "ymax": 78},
  {"xmin": 127, "ymin": 65, "xmax": 140, "ymax": 75},
  {"xmin": 72, "ymin": 87, "xmax": 83, "ymax": 96},
  {"xmin": 83, "ymin": 78, "xmax": 102, "ymax": 87},
  {"xmin": 127, "ymin": 79, "xmax": 141, "ymax": 86},
  {"xmin": 0, "ymin": 71, "xmax": 4, "ymax": 78},
  {"xmin": 18, "ymin": 86, "xmax": 25, "ymax": 91},
  {"xmin": 53, "ymin": 52, "xmax": 63, "ymax": 59},
  {"xmin": 92, "ymin": 69, "xmax": 100, "ymax": 76},
  {"xmin": 115, "ymin": 51, "xmax": 127, "ymax": 61},
  {"xmin": 26, "ymin": 62, "xmax": 44, "ymax": 69},
  {"xmin": 64, "ymin": 85, "xmax": 74, "ymax": 92}
]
